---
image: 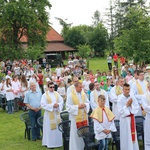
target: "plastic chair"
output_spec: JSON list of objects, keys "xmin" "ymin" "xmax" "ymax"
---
[
  {"xmin": 88, "ymin": 116, "xmax": 94, "ymax": 127},
  {"xmin": 60, "ymin": 110, "xmax": 69, "ymax": 121},
  {"xmin": 58, "ymin": 120, "xmax": 71, "ymax": 150},
  {"xmin": 112, "ymin": 120, "xmax": 120, "ymax": 150},
  {"xmin": 135, "ymin": 116, "xmax": 145, "ymax": 150},
  {"xmin": 37, "ymin": 116, "xmax": 43, "ymax": 133},
  {"xmin": 37, "ymin": 116, "xmax": 43, "ymax": 126},
  {"xmin": 77, "ymin": 125, "xmax": 99, "ymax": 150},
  {"xmin": 20, "ymin": 112, "xmax": 31, "ymax": 140}
]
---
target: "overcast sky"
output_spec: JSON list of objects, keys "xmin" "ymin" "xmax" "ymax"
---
[{"xmin": 48, "ymin": 0, "xmax": 110, "ymax": 33}]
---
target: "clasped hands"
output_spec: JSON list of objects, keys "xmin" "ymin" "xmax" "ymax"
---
[
  {"xmin": 103, "ymin": 129, "xmax": 111, "ymax": 134},
  {"xmin": 126, "ymin": 98, "xmax": 132, "ymax": 107},
  {"xmin": 33, "ymin": 108, "xmax": 41, "ymax": 112},
  {"xmin": 78, "ymin": 103, "xmax": 86, "ymax": 109},
  {"xmin": 53, "ymin": 103, "xmax": 59, "ymax": 108}
]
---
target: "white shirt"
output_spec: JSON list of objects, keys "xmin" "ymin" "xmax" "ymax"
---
[
  {"xmin": 82, "ymin": 80, "xmax": 91, "ymax": 93},
  {"xmin": 55, "ymin": 68, "xmax": 62, "ymax": 77},
  {"xmin": 14, "ymin": 67, "xmax": 20, "ymax": 75},
  {"xmin": 57, "ymin": 87, "xmax": 66, "ymax": 96},
  {"xmin": 4, "ymin": 85, "xmax": 14, "ymax": 101}
]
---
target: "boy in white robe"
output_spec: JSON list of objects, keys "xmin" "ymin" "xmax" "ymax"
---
[
  {"xmin": 66, "ymin": 82, "xmax": 89, "ymax": 150},
  {"xmin": 130, "ymin": 70, "xmax": 148, "ymax": 116},
  {"xmin": 142, "ymin": 82, "xmax": 150, "ymax": 150},
  {"xmin": 118, "ymin": 83, "xmax": 139, "ymax": 150},
  {"xmin": 91, "ymin": 95, "xmax": 116, "ymax": 150}
]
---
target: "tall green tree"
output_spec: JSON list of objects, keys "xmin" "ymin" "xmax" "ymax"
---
[
  {"xmin": 89, "ymin": 24, "xmax": 108, "ymax": 57},
  {"xmin": 64, "ymin": 26, "xmax": 86, "ymax": 49},
  {"xmin": 92, "ymin": 10, "xmax": 102, "ymax": 27},
  {"xmin": 114, "ymin": 6, "xmax": 150, "ymax": 65},
  {"xmin": 0, "ymin": 0, "xmax": 51, "ymax": 60}
]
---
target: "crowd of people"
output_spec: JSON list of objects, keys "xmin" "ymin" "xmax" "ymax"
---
[{"xmin": 0, "ymin": 56, "xmax": 150, "ymax": 150}]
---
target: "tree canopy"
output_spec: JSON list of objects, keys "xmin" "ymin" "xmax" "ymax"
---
[
  {"xmin": 0, "ymin": 0, "xmax": 51, "ymax": 60},
  {"xmin": 114, "ymin": 5, "xmax": 150, "ymax": 64}
]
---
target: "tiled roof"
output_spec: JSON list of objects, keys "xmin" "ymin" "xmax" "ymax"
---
[
  {"xmin": 46, "ymin": 42, "xmax": 76, "ymax": 52},
  {"xmin": 46, "ymin": 27, "xmax": 64, "ymax": 42},
  {"xmin": 20, "ymin": 26, "xmax": 64, "ymax": 42}
]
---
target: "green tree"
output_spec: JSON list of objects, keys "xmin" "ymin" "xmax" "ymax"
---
[
  {"xmin": 77, "ymin": 44, "xmax": 91, "ymax": 58},
  {"xmin": 89, "ymin": 24, "xmax": 108, "ymax": 57},
  {"xmin": 92, "ymin": 10, "xmax": 102, "ymax": 27},
  {"xmin": 114, "ymin": 6, "xmax": 150, "ymax": 65},
  {"xmin": 64, "ymin": 26, "xmax": 86, "ymax": 49},
  {"xmin": 0, "ymin": 0, "xmax": 51, "ymax": 60},
  {"xmin": 25, "ymin": 45, "xmax": 44, "ymax": 60}
]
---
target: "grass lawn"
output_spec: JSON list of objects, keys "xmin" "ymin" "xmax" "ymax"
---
[
  {"xmin": 88, "ymin": 57, "xmax": 109, "ymax": 73},
  {"xmin": 64, "ymin": 57, "xmax": 120, "ymax": 74},
  {"xmin": 0, "ymin": 109, "xmax": 62, "ymax": 150},
  {"xmin": 0, "ymin": 108, "xmax": 144, "ymax": 150}
]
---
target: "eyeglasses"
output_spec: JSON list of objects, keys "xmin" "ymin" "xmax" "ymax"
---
[{"xmin": 49, "ymin": 86, "xmax": 55, "ymax": 88}]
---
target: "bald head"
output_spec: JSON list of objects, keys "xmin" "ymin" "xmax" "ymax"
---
[{"xmin": 30, "ymin": 82, "xmax": 36, "ymax": 92}]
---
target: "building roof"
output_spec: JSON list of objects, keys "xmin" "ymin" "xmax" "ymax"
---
[
  {"xmin": 46, "ymin": 27, "xmax": 64, "ymax": 42},
  {"xmin": 20, "ymin": 26, "xmax": 64, "ymax": 42},
  {"xmin": 20, "ymin": 26, "xmax": 76, "ymax": 52},
  {"xmin": 46, "ymin": 42, "xmax": 76, "ymax": 52}
]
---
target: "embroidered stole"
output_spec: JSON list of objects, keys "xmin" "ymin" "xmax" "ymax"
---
[
  {"xmin": 72, "ymin": 90, "xmax": 88, "ymax": 128},
  {"xmin": 71, "ymin": 85, "xmax": 75, "ymax": 92},
  {"xmin": 136, "ymin": 80, "xmax": 148, "ymax": 116},
  {"xmin": 90, "ymin": 106, "xmax": 115, "ymax": 123},
  {"xmin": 94, "ymin": 89, "xmax": 104, "ymax": 105},
  {"xmin": 115, "ymin": 86, "xmax": 122, "ymax": 96},
  {"xmin": 136, "ymin": 81, "xmax": 145, "ymax": 94},
  {"xmin": 45, "ymin": 91, "xmax": 61, "ymax": 130}
]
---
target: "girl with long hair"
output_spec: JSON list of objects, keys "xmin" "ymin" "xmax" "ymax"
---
[{"xmin": 4, "ymin": 78, "xmax": 14, "ymax": 114}]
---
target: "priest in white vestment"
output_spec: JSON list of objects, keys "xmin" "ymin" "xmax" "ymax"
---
[
  {"xmin": 41, "ymin": 82, "xmax": 63, "ymax": 148},
  {"xmin": 66, "ymin": 76, "xmax": 79, "ymax": 95},
  {"xmin": 66, "ymin": 82, "xmax": 89, "ymax": 150},
  {"xmin": 90, "ymin": 81, "xmax": 109, "ymax": 110},
  {"xmin": 128, "ymin": 70, "xmax": 138, "ymax": 87},
  {"xmin": 142, "ymin": 82, "xmax": 150, "ymax": 150},
  {"xmin": 110, "ymin": 77, "xmax": 124, "ymax": 120},
  {"xmin": 118, "ymin": 83, "xmax": 139, "ymax": 150},
  {"xmin": 130, "ymin": 70, "xmax": 148, "ymax": 116}
]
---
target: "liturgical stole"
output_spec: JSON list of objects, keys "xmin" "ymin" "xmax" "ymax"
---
[
  {"xmin": 71, "ymin": 90, "xmax": 88, "ymax": 128},
  {"xmin": 115, "ymin": 86, "xmax": 122, "ymax": 96},
  {"xmin": 136, "ymin": 80, "xmax": 148, "ymax": 116},
  {"xmin": 46, "ymin": 91, "xmax": 61, "ymax": 130},
  {"xmin": 94, "ymin": 89, "xmax": 104, "ymax": 105}
]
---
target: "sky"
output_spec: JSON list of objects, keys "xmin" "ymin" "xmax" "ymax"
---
[{"xmin": 47, "ymin": 0, "xmax": 110, "ymax": 33}]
